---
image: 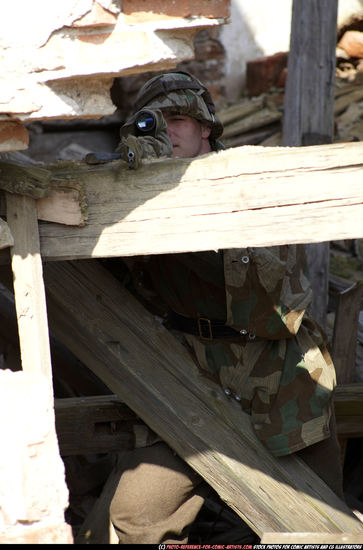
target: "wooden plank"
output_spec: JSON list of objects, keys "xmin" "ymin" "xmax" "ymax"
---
[
  {"xmin": 28, "ymin": 141, "xmax": 363, "ymax": 260},
  {"xmin": 334, "ymin": 383, "xmax": 363, "ymax": 437},
  {"xmin": 0, "ymin": 217, "xmax": 13, "ymax": 250},
  {"xmin": 0, "ymin": 179, "xmax": 86, "ymax": 226},
  {"xmin": 5, "ymin": 193, "xmax": 53, "ymax": 385},
  {"xmin": 332, "ymin": 281, "xmax": 363, "ymax": 460},
  {"xmin": 281, "ymin": 0, "xmax": 338, "ymax": 330},
  {"xmin": 220, "ymin": 106, "xmax": 281, "ymax": 139},
  {"xmin": 43, "ymin": 259, "xmax": 363, "ymax": 536},
  {"xmin": 0, "ymin": 161, "xmax": 51, "ymax": 198},
  {"xmin": 335, "ymin": 384, "xmax": 363, "ymax": 414},
  {"xmin": 305, "ymin": 241, "xmax": 330, "ymax": 329},
  {"xmin": 332, "ymin": 282, "xmax": 363, "ymax": 384},
  {"xmin": 336, "ymin": 416, "xmax": 363, "ymax": 438},
  {"xmin": 53, "ymin": 384, "xmax": 363, "ymax": 452},
  {"xmin": 36, "ymin": 181, "xmax": 86, "ymax": 226},
  {"xmin": 54, "ymin": 395, "xmax": 136, "ymax": 456},
  {"xmin": 261, "ymin": 532, "xmax": 363, "ymax": 543},
  {"xmin": 282, "ymin": 0, "xmax": 337, "ymax": 146}
]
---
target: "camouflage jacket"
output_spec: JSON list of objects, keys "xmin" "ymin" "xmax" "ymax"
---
[{"xmin": 130, "ymin": 244, "xmax": 336, "ymax": 457}]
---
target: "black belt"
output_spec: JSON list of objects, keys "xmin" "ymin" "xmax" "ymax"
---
[{"xmin": 167, "ymin": 310, "xmax": 258, "ymax": 342}]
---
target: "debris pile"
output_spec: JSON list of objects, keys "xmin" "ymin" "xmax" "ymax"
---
[{"xmin": 217, "ymin": 72, "xmax": 363, "ymax": 148}]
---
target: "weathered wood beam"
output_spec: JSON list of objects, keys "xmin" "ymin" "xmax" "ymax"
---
[
  {"xmin": 43, "ymin": 259, "xmax": 363, "ymax": 535},
  {"xmin": 332, "ymin": 282, "xmax": 363, "ymax": 385},
  {"xmin": 54, "ymin": 395, "xmax": 136, "ymax": 456},
  {"xmin": 0, "ymin": 217, "xmax": 13, "ymax": 249},
  {"xmin": 334, "ymin": 383, "xmax": 363, "ymax": 438},
  {"xmin": 1, "ymin": 194, "xmax": 71, "ymax": 543},
  {"xmin": 53, "ymin": 384, "xmax": 363, "ymax": 454},
  {"xmin": 332, "ymin": 281, "xmax": 363, "ymax": 461},
  {"xmin": 261, "ymin": 532, "xmax": 363, "ymax": 544},
  {"xmin": 282, "ymin": 0, "xmax": 337, "ymax": 146},
  {"xmin": 37, "ymin": 181, "xmax": 87, "ymax": 226},
  {"xmin": 0, "ymin": 179, "xmax": 86, "ymax": 226},
  {"xmin": 0, "ymin": 161, "xmax": 51, "ymax": 198},
  {"xmin": 282, "ymin": 0, "xmax": 338, "ymax": 330},
  {"xmin": 6, "ymin": 193, "xmax": 53, "ymax": 383},
  {"xmin": 33, "ymin": 141, "xmax": 363, "ymax": 260}
]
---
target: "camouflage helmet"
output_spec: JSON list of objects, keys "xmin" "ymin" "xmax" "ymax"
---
[{"xmin": 133, "ymin": 71, "xmax": 224, "ymax": 142}]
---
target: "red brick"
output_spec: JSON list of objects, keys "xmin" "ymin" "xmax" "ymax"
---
[
  {"xmin": 0, "ymin": 121, "xmax": 29, "ymax": 152},
  {"xmin": 122, "ymin": 0, "xmax": 230, "ymax": 22},
  {"xmin": 246, "ymin": 51, "xmax": 288, "ymax": 97},
  {"xmin": 338, "ymin": 30, "xmax": 363, "ymax": 58}
]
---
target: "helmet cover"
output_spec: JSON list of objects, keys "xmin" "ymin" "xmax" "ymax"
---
[{"xmin": 133, "ymin": 71, "xmax": 223, "ymax": 141}]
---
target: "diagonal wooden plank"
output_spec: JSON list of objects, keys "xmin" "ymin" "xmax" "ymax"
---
[{"xmin": 43, "ymin": 258, "xmax": 363, "ymax": 536}]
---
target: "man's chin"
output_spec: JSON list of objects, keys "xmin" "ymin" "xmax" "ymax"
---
[{"xmin": 172, "ymin": 148, "xmax": 190, "ymax": 159}]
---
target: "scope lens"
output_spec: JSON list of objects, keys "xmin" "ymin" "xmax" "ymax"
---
[{"xmin": 136, "ymin": 111, "xmax": 155, "ymax": 132}]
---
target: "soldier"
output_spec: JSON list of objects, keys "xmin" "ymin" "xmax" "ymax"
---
[{"xmin": 109, "ymin": 71, "xmax": 344, "ymax": 544}]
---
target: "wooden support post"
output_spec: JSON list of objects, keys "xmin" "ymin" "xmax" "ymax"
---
[
  {"xmin": 333, "ymin": 282, "xmax": 363, "ymax": 385},
  {"xmin": 43, "ymin": 259, "xmax": 363, "ymax": 536},
  {"xmin": 282, "ymin": 0, "xmax": 338, "ymax": 147},
  {"xmin": 334, "ymin": 383, "xmax": 363, "ymax": 439},
  {"xmin": 0, "ymin": 193, "xmax": 72, "ymax": 544},
  {"xmin": 5, "ymin": 194, "xmax": 53, "ymax": 384},
  {"xmin": 282, "ymin": 0, "xmax": 338, "ymax": 329},
  {"xmin": 332, "ymin": 281, "xmax": 363, "ymax": 464}
]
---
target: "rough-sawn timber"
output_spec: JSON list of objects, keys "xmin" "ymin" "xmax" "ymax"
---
[
  {"xmin": 43, "ymin": 259, "xmax": 363, "ymax": 536},
  {"xmin": 33, "ymin": 141, "xmax": 363, "ymax": 260}
]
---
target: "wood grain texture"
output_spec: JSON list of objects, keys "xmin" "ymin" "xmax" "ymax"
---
[
  {"xmin": 282, "ymin": 0, "xmax": 338, "ymax": 146},
  {"xmin": 332, "ymin": 282, "xmax": 363, "ymax": 385},
  {"xmin": 6, "ymin": 193, "xmax": 53, "ymax": 385},
  {"xmin": 54, "ymin": 395, "xmax": 136, "ymax": 456},
  {"xmin": 34, "ymin": 141, "xmax": 363, "ymax": 260},
  {"xmin": 281, "ymin": 0, "xmax": 338, "ymax": 330},
  {"xmin": 43, "ymin": 259, "xmax": 363, "ymax": 536}
]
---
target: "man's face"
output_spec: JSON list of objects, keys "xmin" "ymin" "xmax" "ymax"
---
[{"xmin": 163, "ymin": 113, "xmax": 212, "ymax": 158}]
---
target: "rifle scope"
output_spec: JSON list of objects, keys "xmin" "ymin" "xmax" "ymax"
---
[{"xmin": 135, "ymin": 110, "xmax": 156, "ymax": 133}]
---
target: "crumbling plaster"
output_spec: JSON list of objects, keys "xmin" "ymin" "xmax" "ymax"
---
[{"xmin": 0, "ymin": 0, "xmax": 228, "ymax": 126}]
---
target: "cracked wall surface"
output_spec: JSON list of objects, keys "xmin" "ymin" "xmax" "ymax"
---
[{"xmin": 0, "ymin": 0, "xmax": 229, "ymax": 151}]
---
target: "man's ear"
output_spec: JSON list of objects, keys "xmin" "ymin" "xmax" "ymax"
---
[{"xmin": 201, "ymin": 123, "xmax": 212, "ymax": 139}]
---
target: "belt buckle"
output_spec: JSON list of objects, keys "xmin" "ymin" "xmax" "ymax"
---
[{"xmin": 197, "ymin": 317, "xmax": 213, "ymax": 341}]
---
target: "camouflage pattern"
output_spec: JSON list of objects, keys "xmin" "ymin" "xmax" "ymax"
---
[
  {"xmin": 133, "ymin": 72, "xmax": 223, "ymax": 141},
  {"xmin": 116, "ymin": 109, "xmax": 173, "ymax": 164},
  {"xmin": 120, "ymin": 72, "xmax": 336, "ymax": 457},
  {"xmin": 131, "ymin": 245, "xmax": 336, "ymax": 457},
  {"xmin": 115, "ymin": 72, "xmax": 224, "ymax": 161}
]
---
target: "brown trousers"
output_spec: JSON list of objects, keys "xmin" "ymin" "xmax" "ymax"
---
[{"xmin": 110, "ymin": 415, "xmax": 344, "ymax": 544}]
